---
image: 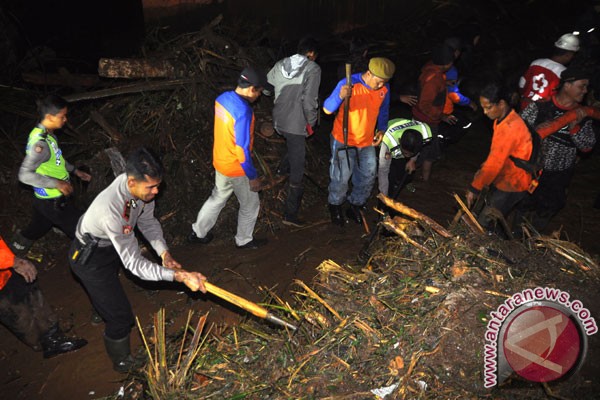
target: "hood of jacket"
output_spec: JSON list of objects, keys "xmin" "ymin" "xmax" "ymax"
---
[
  {"xmin": 421, "ymin": 61, "xmax": 444, "ymax": 78},
  {"xmin": 281, "ymin": 54, "xmax": 309, "ymax": 79}
]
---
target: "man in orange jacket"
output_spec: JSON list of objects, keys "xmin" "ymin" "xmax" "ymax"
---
[{"xmin": 0, "ymin": 235, "xmax": 87, "ymax": 358}]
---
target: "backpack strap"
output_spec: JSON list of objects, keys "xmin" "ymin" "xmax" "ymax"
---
[{"xmin": 509, "ymin": 120, "xmax": 542, "ymax": 180}]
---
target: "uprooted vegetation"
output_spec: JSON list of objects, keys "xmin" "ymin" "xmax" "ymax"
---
[{"xmin": 119, "ymin": 197, "xmax": 599, "ymax": 400}]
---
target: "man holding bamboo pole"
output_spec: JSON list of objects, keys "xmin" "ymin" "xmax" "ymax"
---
[
  {"xmin": 68, "ymin": 147, "xmax": 207, "ymax": 373},
  {"xmin": 323, "ymin": 57, "xmax": 395, "ymax": 226}
]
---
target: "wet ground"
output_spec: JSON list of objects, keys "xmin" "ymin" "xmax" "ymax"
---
[{"xmin": 1, "ymin": 102, "xmax": 600, "ymax": 399}]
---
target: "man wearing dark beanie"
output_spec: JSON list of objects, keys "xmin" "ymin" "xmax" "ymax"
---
[{"xmin": 412, "ymin": 43, "xmax": 455, "ymax": 181}]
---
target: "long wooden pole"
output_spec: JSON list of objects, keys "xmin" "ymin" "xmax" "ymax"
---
[
  {"xmin": 185, "ymin": 279, "xmax": 297, "ymax": 330},
  {"xmin": 204, "ymin": 282, "xmax": 268, "ymax": 319}
]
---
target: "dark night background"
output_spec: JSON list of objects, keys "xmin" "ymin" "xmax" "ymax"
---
[
  {"xmin": 1, "ymin": 1, "xmax": 600, "ymax": 399},
  {"xmin": 1, "ymin": 0, "xmax": 599, "ymax": 83}
]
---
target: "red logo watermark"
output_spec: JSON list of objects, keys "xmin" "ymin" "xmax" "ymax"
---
[
  {"xmin": 503, "ymin": 306, "xmax": 581, "ymax": 382},
  {"xmin": 483, "ymin": 287, "xmax": 596, "ymax": 388}
]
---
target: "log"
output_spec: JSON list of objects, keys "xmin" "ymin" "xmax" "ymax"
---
[
  {"xmin": 63, "ymin": 78, "xmax": 195, "ymax": 102},
  {"xmin": 98, "ymin": 58, "xmax": 186, "ymax": 79},
  {"xmin": 377, "ymin": 193, "xmax": 452, "ymax": 238}
]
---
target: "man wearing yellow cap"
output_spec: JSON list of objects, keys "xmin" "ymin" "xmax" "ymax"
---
[{"xmin": 323, "ymin": 57, "xmax": 395, "ymax": 226}]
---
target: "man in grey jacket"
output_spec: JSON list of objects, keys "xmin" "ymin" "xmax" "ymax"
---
[{"xmin": 268, "ymin": 37, "xmax": 321, "ymax": 227}]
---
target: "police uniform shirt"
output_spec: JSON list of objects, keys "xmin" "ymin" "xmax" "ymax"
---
[
  {"xmin": 18, "ymin": 125, "xmax": 75, "ymax": 190},
  {"xmin": 75, "ymin": 173, "xmax": 174, "ymax": 282}
]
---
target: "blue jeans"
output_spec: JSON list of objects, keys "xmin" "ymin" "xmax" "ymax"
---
[{"xmin": 328, "ymin": 134, "xmax": 377, "ymax": 206}]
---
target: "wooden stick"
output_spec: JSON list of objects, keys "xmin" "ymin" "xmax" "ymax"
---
[
  {"xmin": 293, "ymin": 279, "xmax": 342, "ymax": 320},
  {"xmin": 185, "ymin": 280, "xmax": 297, "ymax": 330},
  {"xmin": 89, "ymin": 110, "xmax": 125, "ymax": 143},
  {"xmin": 452, "ymin": 193, "xmax": 485, "ymax": 234},
  {"xmin": 359, "ymin": 209, "xmax": 370, "ymax": 234},
  {"xmin": 382, "ymin": 216, "xmax": 431, "ymax": 255},
  {"xmin": 64, "ymin": 78, "xmax": 196, "ymax": 102},
  {"xmin": 204, "ymin": 282, "xmax": 268, "ymax": 319},
  {"xmin": 449, "ymin": 208, "xmax": 464, "ymax": 230},
  {"xmin": 377, "ymin": 193, "xmax": 452, "ymax": 238}
]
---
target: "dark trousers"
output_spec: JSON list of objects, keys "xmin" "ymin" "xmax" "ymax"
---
[
  {"xmin": 389, "ymin": 158, "xmax": 413, "ymax": 198},
  {"xmin": 420, "ymin": 124, "xmax": 441, "ymax": 162},
  {"xmin": 516, "ymin": 169, "xmax": 574, "ymax": 232},
  {"xmin": 439, "ymin": 110, "xmax": 471, "ymax": 149},
  {"xmin": 278, "ymin": 132, "xmax": 306, "ymax": 186},
  {"xmin": 21, "ymin": 196, "xmax": 82, "ymax": 241},
  {"xmin": 68, "ymin": 241, "xmax": 134, "ymax": 340},
  {"xmin": 0, "ymin": 274, "xmax": 57, "ymax": 349},
  {"xmin": 478, "ymin": 187, "xmax": 527, "ymax": 231}
]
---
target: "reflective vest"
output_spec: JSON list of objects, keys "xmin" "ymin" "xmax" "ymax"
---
[
  {"xmin": 382, "ymin": 118, "xmax": 432, "ymax": 158},
  {"xmin": 26, "ymin": 126, "xmax": 69, "ymax": 199}
]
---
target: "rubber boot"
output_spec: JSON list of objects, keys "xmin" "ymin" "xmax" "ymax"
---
[
  {"xmin": 91, "ymin": 308, "xmax": 103, "ymax": 325},
  {"xmin": 328, "ymin": 204, "xmax": 344, "ymax": 227},
  {"xmin": 283, "ymin": 185, "xmax": 305, "ymax": 228},
  {"xmin": 104, "ymin": 334, "xmax": 135, "ymax": 373},
  {"xmin": 8, "ymin": 231, "xmax": 34, "ymax": 257},
  {"xmin": 346, "ymin": 204, "xmax": 365, "ymax": 225},
  {"xmin": 41, "ymin": 325, "xmax": 88, "ymax": 359}
]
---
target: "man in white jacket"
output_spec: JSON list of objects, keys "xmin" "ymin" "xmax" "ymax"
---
[{"xmin": 268, "ymin": 37, "xmax": 321, "ymax": 227}]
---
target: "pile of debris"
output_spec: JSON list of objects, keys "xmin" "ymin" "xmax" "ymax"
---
[{"xmin": 120, "ymin": 196, "xmax": 599, "ymax": 400}]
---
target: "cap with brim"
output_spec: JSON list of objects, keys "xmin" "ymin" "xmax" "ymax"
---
[
  {"xmin": 239, "ymin": 66, "xmax": 274, "ymax": 93},
  {"xmin": 368, "ymin": 57, "xmax": 395, "ymax": 80},
  {"xmin": 561, "ymin": 66, "xmax": 590, "ymax": 83}
]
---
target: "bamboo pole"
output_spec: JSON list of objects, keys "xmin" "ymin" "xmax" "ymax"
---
[
  {"xmin": 377, "ymin": 193, "xmax": 452, "ymax": 238},
  {"xmin": 382, "ymin": 216, "xmax": 431, "ymax": 255},
  {"xmin": 452, "ymin": 193, "xmax": 485, "ymax": 235}
]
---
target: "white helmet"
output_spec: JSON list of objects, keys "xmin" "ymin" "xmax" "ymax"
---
[{"xmin": 554, "ymin": 33, "xmax": 580, "ymax": 52}]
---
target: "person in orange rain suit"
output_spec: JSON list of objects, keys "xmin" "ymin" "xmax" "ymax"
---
[
  {"xmin": 0, "ymin": 235, "xmax": 87, "ymax": 358},
  {"xmin": 465, "ymin": 82, "xmax": 533, "ymax": 232}
]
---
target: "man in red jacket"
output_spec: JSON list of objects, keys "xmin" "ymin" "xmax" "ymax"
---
[{"xmin": 412, "ymin": 44, "xmax": 455, "ymax": 182}]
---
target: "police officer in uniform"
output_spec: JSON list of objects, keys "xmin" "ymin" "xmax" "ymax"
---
[
  {"xmin": 68, "ymin": 147, "xmax": 207, "ymax": 372},
  {"xmin": 378, "ymin": 118, "xmax": 432, "ymax": 197},
  {"xmin": 11, "ymin": 95, "xmax": 92, "ymax": 255}
]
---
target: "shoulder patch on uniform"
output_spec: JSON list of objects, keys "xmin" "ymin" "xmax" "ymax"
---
[{"xmin": 35, "ymin": 145, "xmax": 44, "ymax": 153}]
